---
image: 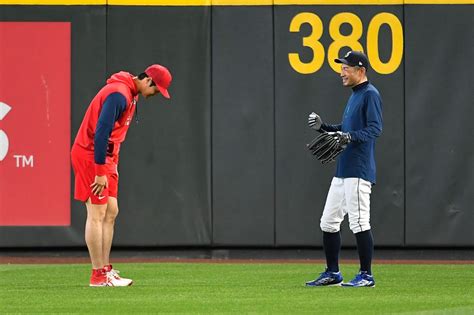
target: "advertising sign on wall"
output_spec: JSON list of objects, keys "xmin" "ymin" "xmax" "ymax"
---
[{"xmin": 0, "ymin": 22, "xmax": 71, "ymax": 226}]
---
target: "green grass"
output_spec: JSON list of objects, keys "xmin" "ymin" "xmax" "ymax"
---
[{"xmin": 0, "ymin": 263, "xmax": 473, "ymax": 314}]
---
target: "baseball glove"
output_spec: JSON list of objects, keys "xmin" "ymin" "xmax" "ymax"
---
[{"xmin": 307, "ymin": 132, "xmax": 349, "ymax": 164}]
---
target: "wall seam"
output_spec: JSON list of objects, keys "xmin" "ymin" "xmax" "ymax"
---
[
  {"xmin": 402, "ymin": 2, "xmax": 407, "ymax": 247},
  {"xmin": 272, "ymin": 1, "xmax": 277, "ymax": 248},
  {"xmin": 105, "ymin": 1, "xmax": 108, "ymax": 81},
  {"xmin": 210, "ymin": 3, "xmax": 214, "ymax": 247}
]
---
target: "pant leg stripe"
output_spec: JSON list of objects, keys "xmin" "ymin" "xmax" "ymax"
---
[{"xmin": 357, "ymin": 178, "xmax": 362, "ymax": 232}]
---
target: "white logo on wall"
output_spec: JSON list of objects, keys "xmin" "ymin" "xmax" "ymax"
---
[
  {"xmin": 0, "ymin": 102, "xmax": 11, "ymax": 161},
  {"xmin": 0, "ymin": 101, "xmax": 33, "ymax": 167}
]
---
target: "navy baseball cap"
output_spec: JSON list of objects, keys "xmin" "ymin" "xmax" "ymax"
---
[{"xmin": 335, "ymin": 51, "xmax": 369, "ymax": 69}]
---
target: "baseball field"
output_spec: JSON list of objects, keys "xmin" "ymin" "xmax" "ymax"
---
[{"xmin": 1, "ymin": 262, "xmax": 473, "ymax": 314}]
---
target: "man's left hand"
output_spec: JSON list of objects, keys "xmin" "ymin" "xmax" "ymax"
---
[
  {"xmin": 90, "ymin": 175, "xmax": 108, "ymax": 196},
  {"xmin": 329, "ymin": 131, "xmax": 351, "ymax": 146}
]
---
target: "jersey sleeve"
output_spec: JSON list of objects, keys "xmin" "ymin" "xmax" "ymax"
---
[
  {"xmin": 94, "ymin": 92, "xmax": 127, "ymax": 175},
  {"xmin": 349, "ymin": 91, "xmax": 383, "ymax": 143},
  {"xmin": 320, "ymin": 123, "xmax": 342, "ymax": 132}
]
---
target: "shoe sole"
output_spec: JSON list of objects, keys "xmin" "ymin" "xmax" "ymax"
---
[
  {"xmin": 341, "ymin": 284, "xmax": 375, "ymax": 288},
  {"xmin": 89, "ymin": 283, "xmax": 133, "ymax": 287},
  {"xmin": 305, "ymin": 282, "xmax": 343, "ymax": 287},
  {"xmin": 107, "ymin": 280, "xmax": 134, "ymax": 287}
]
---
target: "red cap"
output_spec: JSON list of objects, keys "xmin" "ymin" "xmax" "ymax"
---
[{"xmin": 145, "ymin": 64, "xmax": 172, "ymax": 99}]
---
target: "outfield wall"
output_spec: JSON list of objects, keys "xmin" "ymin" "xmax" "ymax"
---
[{"xmin": 0, "ymin": 1, "xmax": 473, "ymax": 248}]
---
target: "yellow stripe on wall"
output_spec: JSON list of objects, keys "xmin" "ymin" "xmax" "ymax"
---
[
  {"xmin": 0, "ymin": 0, "xmax": 105, "ymax": 3},
  {"xmin": 110, "ymin": 0, "xmax": 271, "ymax": 4},
  {"xmin": 109, "ymin": 0, "xmax": 210, "ymax": 5},
  {"xmin": 0, "ymin": 0, "xmax": 472, "ymax": 5},
  {"xmin": 213, "ymin": 0, "xmax": 273, "ymax": 5}
]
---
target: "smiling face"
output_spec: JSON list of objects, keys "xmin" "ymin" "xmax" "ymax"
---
[{"xmin": 340, "ymin": 64, "xmax": 366, "ymax": 87}]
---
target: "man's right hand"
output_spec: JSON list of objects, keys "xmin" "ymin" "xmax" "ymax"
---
[
  {"xmin": 90, "ymin": 175, "xmax": 108, "ymax": 196},
  {"xmin": 308, "ymin": 112, "xmax": 323, "ymax": 131}
]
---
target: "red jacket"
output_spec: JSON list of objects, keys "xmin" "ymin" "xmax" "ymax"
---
[{"xmin": 72, "ymin": 72, "xmax": 138, "ymax": 175}]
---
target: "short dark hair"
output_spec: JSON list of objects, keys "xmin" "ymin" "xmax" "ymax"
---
[
  {"xmin": 137, "ymin": 72, "xmax": 156, "ymax": 86},
  {"xmin": 354, "ymin": 65, "xmax": 368, "ymax": 74}
]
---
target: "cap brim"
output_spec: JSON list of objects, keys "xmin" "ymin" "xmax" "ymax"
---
[
  {"xmin": 157, "ymin": 85, "xmax": 170, "ymax": 99},
  {"xmin": 335, "ymin": 58, "xmax": 349, "ymax": 65},
  {"xmin": 335, "ymin": 58, "xmax": 366, "ymax": 68}
]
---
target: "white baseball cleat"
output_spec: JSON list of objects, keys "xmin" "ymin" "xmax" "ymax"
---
[{"xmin": 105, "ymin": 264, "xmax": 133, "ymax": 287}]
